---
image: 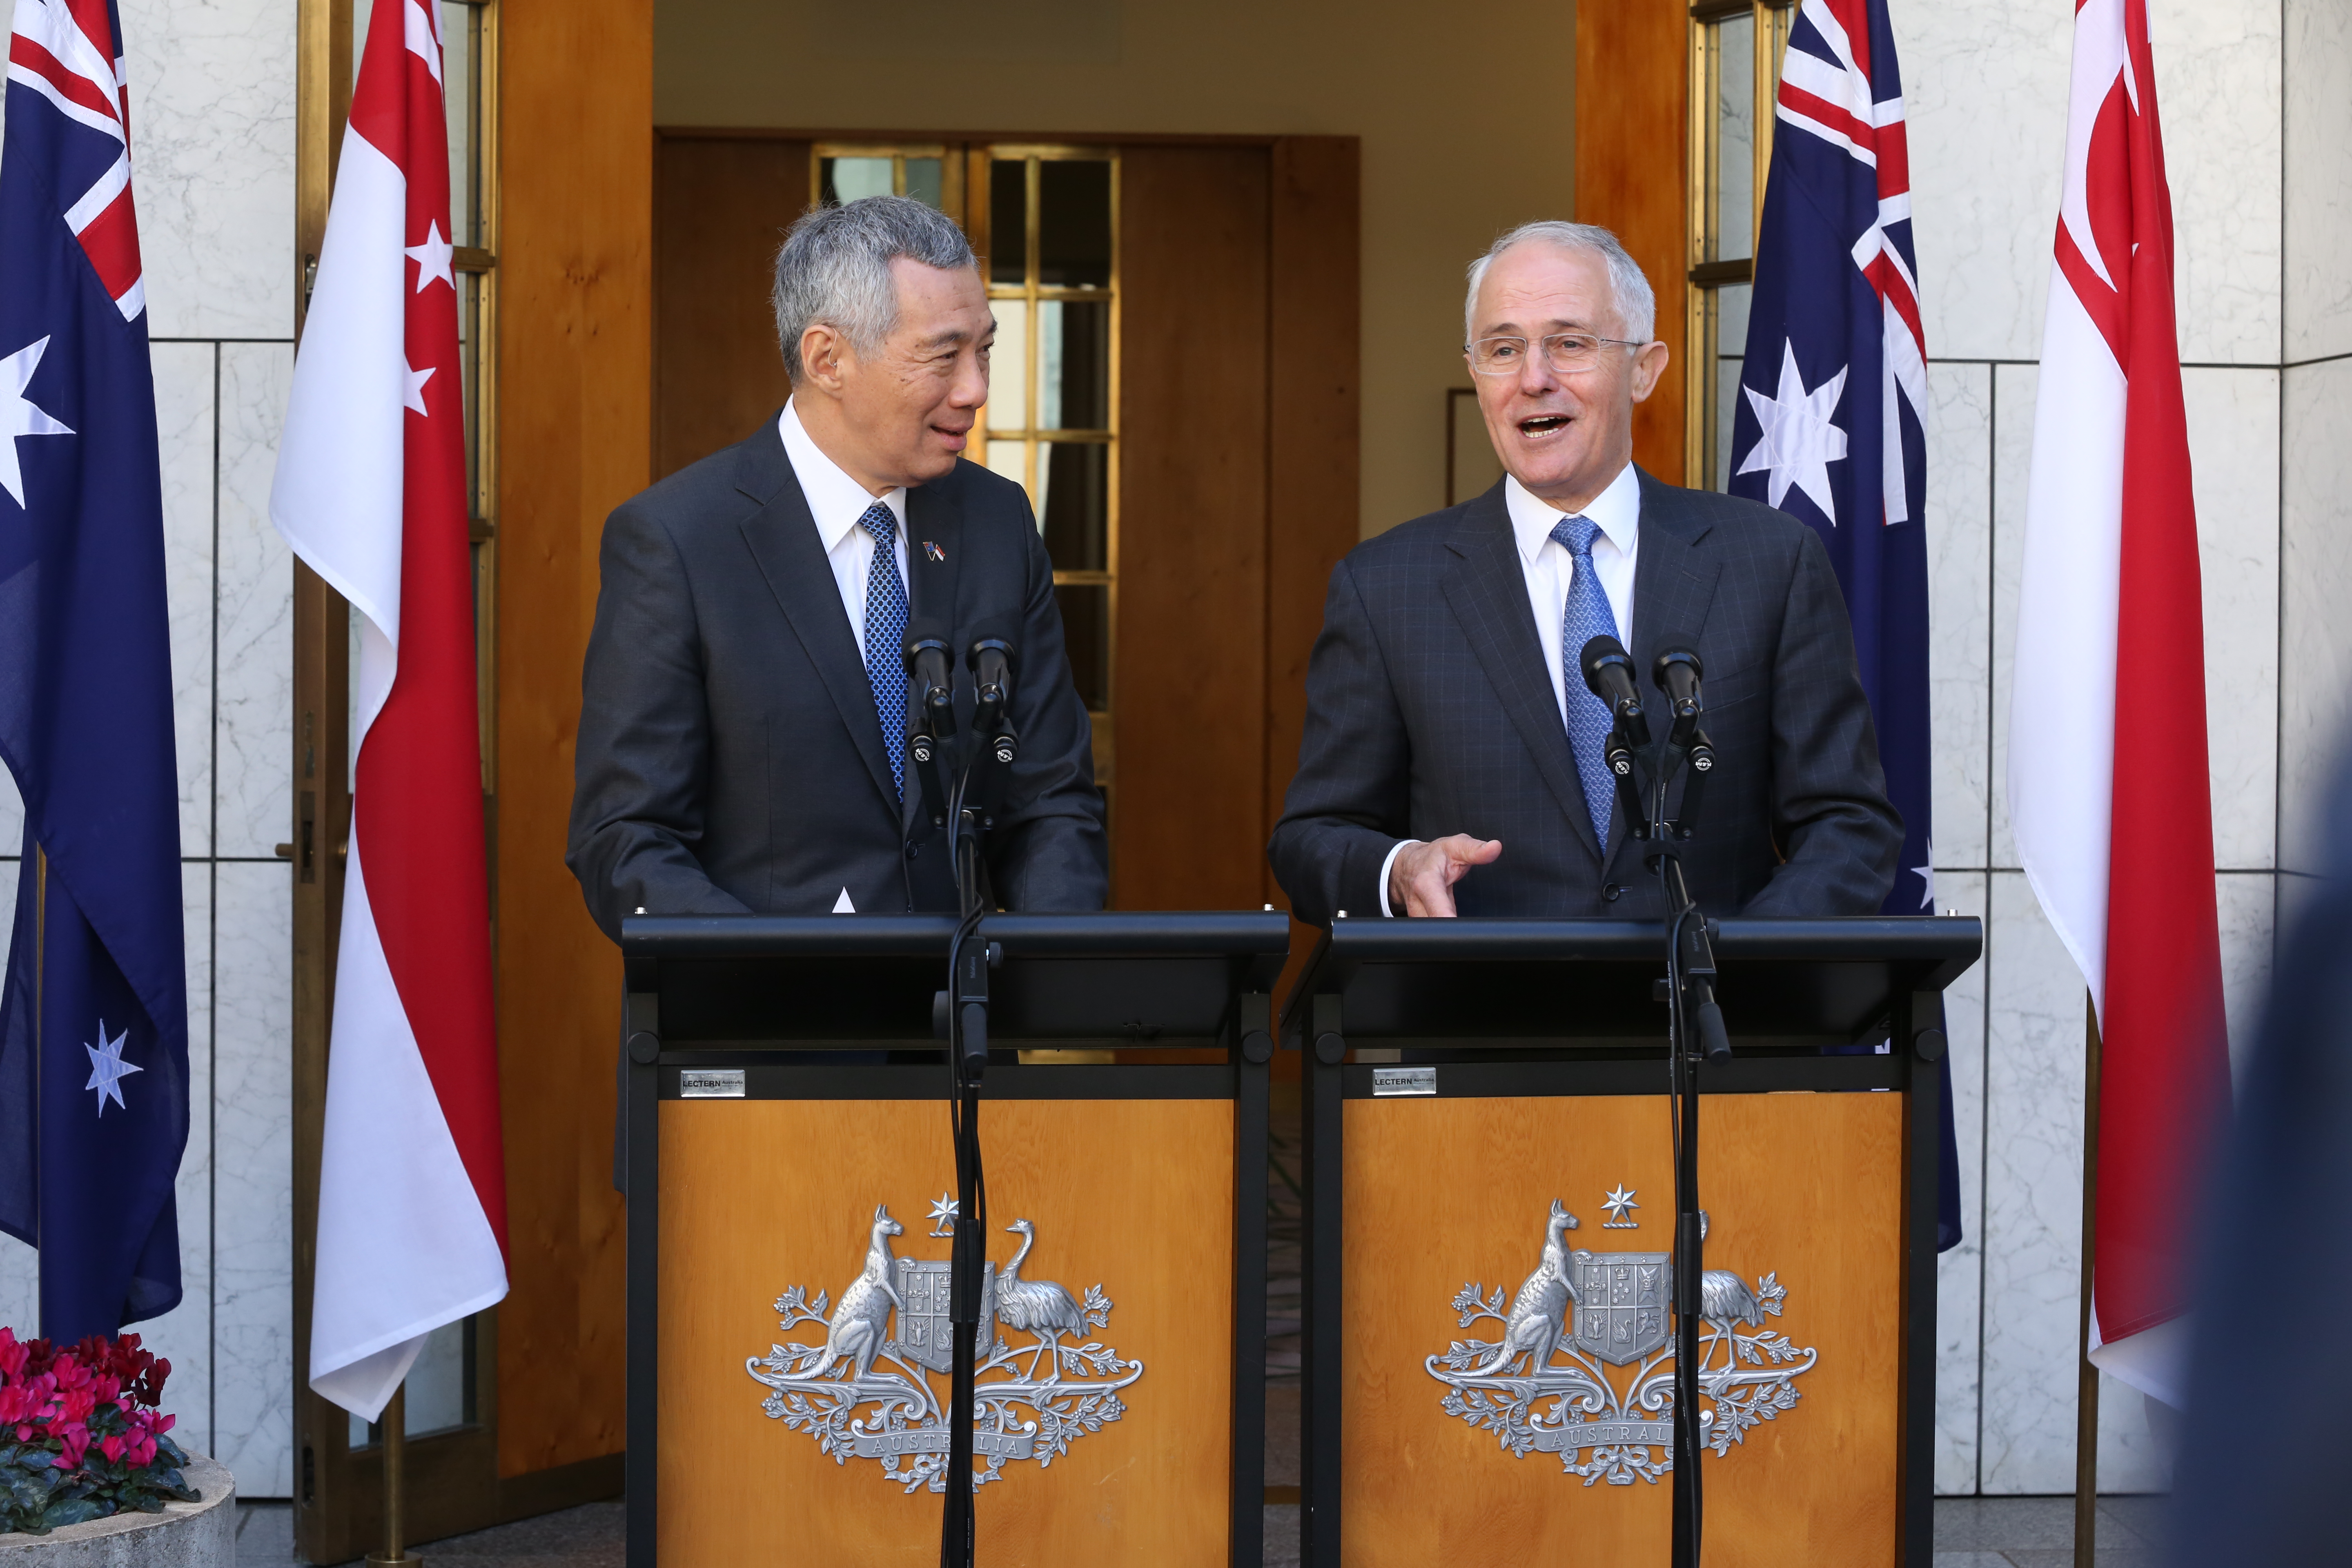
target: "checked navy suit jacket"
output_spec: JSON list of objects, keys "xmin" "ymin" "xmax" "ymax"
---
[
  {"xmin": 566, "ymin": 414, "xmax": 1108, "ymax": 939},
  {"xmin": 1269, "ymin": 468, "xmax": 1902, "ymax": 922}
]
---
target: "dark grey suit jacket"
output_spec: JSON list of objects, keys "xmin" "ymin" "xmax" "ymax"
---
[
  {"xmin": 566, "ymin": 416, "xmax": 1107, "ymax": 937},
  {"xmin": 1269, "ymin": 470, "xmax": 1900, "ymax": 922}
]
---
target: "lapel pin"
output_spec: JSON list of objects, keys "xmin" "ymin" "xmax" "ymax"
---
[{"xmin": 922, "ymin": 541, "xmax": 946, "ymax": 563}]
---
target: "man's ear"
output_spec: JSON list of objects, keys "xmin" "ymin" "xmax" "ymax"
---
[
  {"xmin": 1628, "ymin": 340, "xmax": 1671, "ymax": 404},
  {"xmin": 800, "ymin": 323, "xmax": 849, "ymax": 395}
]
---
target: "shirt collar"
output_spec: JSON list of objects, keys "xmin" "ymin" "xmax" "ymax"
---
[
  {"xmin": 1505, "ymin": 459, "xmax": 1642, "ymax": 565},
  {"xmin": 779, "ymin": 397, "xmax": 907, "ymax": 550}
]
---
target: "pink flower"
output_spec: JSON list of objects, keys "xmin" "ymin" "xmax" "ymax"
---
[
  {"xmin": 0, "ymin": 1327, "xmax": 24, "ymax": 1380},
  {"xmin": 128, "ymin": 1434, "xmax": 156, "ymax": 1467},
  {"xmin": 54, "ymin": 1422, "xmax": 89, "ymax": 1468},
  {"xmin": 98, "ymin": 1433, "xmax": 127, "ymax": 1464}
]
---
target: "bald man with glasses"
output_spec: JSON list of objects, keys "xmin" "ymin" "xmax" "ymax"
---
[{"xmin": 1269, "ymin": 221, "xmax": 1902, "ymax": 923}]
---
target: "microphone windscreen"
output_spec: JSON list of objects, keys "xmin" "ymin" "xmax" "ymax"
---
[
  {"xmin": 902, "ymin": 617, "xmax": 952, "ymax": 675},
  {"xmin": 1650, "ymin": 635, "xmax": 1704, "ymax": 683},
  {"xmin": 966, "ymin": 615, "xmax": 1021, "ymax": 677}
]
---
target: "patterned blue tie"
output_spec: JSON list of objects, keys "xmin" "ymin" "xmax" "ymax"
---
[
  {"xmin": 1551, "ymin": 514, "xmax": 1620, "ymax": 847},
  {"xmin": 858, "ymin": 501, "xmax": 908, "ymax": 802}
]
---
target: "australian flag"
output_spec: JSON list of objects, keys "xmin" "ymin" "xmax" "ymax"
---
[
  {"xmin": 1729, "ymin": 0, "xmax": 1960, "ymax": 1249},
  {"xmin": 0, "ymin": 0, "xmax": 190, "ymax": 1338}
]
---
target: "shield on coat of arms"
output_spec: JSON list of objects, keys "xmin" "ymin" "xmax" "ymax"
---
[
  {"xmin": 1570, "ymin": 1249, "xmax": 1670, "ymax": 1365},
  {"xmin": 890, "ymin": 1258, "xmax": 995, "ymax": 1372}
]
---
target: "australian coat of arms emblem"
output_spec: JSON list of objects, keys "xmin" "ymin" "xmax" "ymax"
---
[
  {"xmin": 1425, "ymin": 1192, "xmax": 1817, "ymax": 1485},
  {"xmin": 745, "ymin": 1201, "xmax": 1142, "ymax": 1494}
]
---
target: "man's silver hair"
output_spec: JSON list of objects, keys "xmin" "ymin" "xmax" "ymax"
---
[
  {"xmin": 1463, "ymin": 220, "xmax": 1657, "ymax": 346},
  {"xmin": 772, "ymin": 195, "xmax": 978, "ymax": 382}
]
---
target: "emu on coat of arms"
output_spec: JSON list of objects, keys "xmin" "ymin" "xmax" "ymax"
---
[
  {"xmin": 745, "ymin": 1203, "xmax": 1143, "ymax": 1494},
  {"xmin": 1424, "ymin": 1195, "xmax": 1818, "ymax": 1486}
]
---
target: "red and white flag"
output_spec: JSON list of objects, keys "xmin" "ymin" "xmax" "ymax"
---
[
  {"xmin": 270, "ymin": 0, "xmax": 506, "ymax": 1419},
  {"xmin": 2009, "ymin": 0, "xmax": 2227, "ymax": 1407}
]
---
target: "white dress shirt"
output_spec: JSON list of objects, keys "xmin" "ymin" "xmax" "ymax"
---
[
  {"xmin": 1375, "ymin": 459, "xmax": 1644, "ymax": 916},
  {"xmin": 778, "ymin": 398, "xmax": 908, "ymax": 662}
]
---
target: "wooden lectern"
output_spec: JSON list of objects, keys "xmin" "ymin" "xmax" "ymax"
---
[
  {"xmin": 1284, "ymin": 916, "xmax": 1980, "ymax": 1568},
  {"xmin": 620, "ymin": 912, "xmax": 1288, "ymax": 1568}
]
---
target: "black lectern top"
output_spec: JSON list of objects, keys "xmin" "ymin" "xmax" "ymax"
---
[
  {"xmin": 1281, "ymin": 915, "xmax": 1982, "ymax": 1051},
  {"xmin": 621, "ymin": 911, "xmax": 1291, "ymax": 1047}
]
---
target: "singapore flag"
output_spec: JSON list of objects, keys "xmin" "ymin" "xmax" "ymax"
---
[{"xmin": 270, "ymin": 0, "xmax": 507, "ymax": 1419}]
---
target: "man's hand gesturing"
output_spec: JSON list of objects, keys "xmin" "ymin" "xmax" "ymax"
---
[{"xmin": 1388, "ymin": 835, "xmax": 1503, "ymax": 918}]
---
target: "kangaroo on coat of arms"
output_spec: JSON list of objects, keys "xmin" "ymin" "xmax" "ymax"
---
[
  {"xmin": 746, "ymin": 1203, "xmax": 1141, "ymax": 1494},
  {"xmin": 1425, "ymin": 1194, "xmax": 1817, "ymax": 1486}
]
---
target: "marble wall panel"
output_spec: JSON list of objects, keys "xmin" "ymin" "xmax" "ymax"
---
[
  {"xmin": 211, "ymin": 860, "xmax": 292, "ymax": 1497},
  {"xmin": 2216, "ymin": 871, "xmax": 2277, "ymax": 1080},
  {"xmin": 1978, "ymin": 870, "xmax": 2084, "ymax": 1492},
  {"xmin": 155, "ymin": 343, "xmax": 217, "ymax": 860},
  {"xmin": 2146, "ymin": 0, "xmax": 2282, "ymax": 367},
  {"xmin": 2181, "ymin": 367, "xmax": 2280, "ymax": 871},
  {"xmin": 2279, "ymin": 359, "xmax": 2352, "ymax": 874},
  {"xmin": 1927, "ymin": 363, "xmax": 1993, "ymax": 872},
  {"xmin": 1934, "ymin": 871, "xmax": 1989, "ymax": 1494},
  {"xmin": 119, "ymin": 0, "xmax": 297, "ymax": 340},
  {"xmin": 215, "ymin": 343, "xmax": 296, "ymax": 858},
  {"xmin": 0, "ymin": 772, "xmax": 17, "ymax": 860},
  {"xmin": 130, "ymin": 863, "xmax": 217, "ymax": 1456},
  {"xmin": 1891, "ymin": 0, "xmax": 2072, "ymax": 362},
  {"xmin": 2285, "ymin": 0, "xmax": 2352, "ymax": 363},
  {"xmin": 1989, "ymin": 364, "xmax": 2034, "ymax": 869}
]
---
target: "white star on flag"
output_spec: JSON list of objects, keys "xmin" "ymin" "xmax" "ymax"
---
[
  {"xmin": 1, "ymin": 336, "xmax": 76, "ymax": 509},
  {"xmin": 404, "ymin": 359, "xmax": 435, "ymax": 416},
  {"xmin": 1737, "ymin": 341, "xmax": 1849, "ymax": 521},
  {"xmin": 1911, "ymin": 841, "xmax": 1936, "ymax": 911},
  {"xmin": 405, "ymin": 220, "xmax": 455, "ymax": 294},
  {"xmin": 84, "ymin": 1017, "xmax": 143, "ymax": 1116}
]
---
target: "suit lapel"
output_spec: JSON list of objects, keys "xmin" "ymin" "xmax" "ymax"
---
[
  {"xmin": 1605, "ymin": 471, "xmax": 1725, "ymax": 871},
  {"xmin": 1439, "ymin": 491, "xmax": 1606, "ymax": 865},
  {"xmin": 900, "ymin": 482, "xmax": 965, "ymax": 835},
  {"xmin": 733, "ymin": 430, "xmax": 900, "ymax": 816}
]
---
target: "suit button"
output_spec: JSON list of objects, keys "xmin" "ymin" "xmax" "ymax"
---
[
  {"xmin": 1603, "ymin": 883, "xmax": 1624, "ymax": 902},
  {"xmin": 905, "ymin": 842, "xmax": 919, "ymax": 860}
]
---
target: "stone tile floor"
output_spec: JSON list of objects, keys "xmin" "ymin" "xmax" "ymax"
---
[{"xmin": 226, "ymin": 1096, "xmax": 2173, "ymax": 1566}]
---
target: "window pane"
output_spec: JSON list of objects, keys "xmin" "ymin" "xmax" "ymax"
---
[
  {"xmin": 348, "ymin": 1317, "xmax": 472, "ymax": 1446},
  {"xmin": 1055, "ymin": 583, "xmax": 1109, "ymax": 711},
  {"xmin": 989, "ymin": 159, "xmax": 1027, "ymax": 286},
  {"xmin": 1038, "ymin": 300, "xmax": 1109, "ymax": 430},
  {"xmin": 821, "ymin": 156, "xmax": 893, "ymax": 206},
  {"xmin": 985, "ymin": 298, "xmax": 1029, "ymax": 435},
  {"xmin": 1038, "ymin": 160, "xmax": 1111, "ymax": 289},
  {"xmin": 1713, "ymin": 13, "xmax": 1756, "ymax": 263},
  {"xmin": 440, "ymin": 2, "xmax": 477, "ymax": 247},
  {"xmin": 903, "ymin": 157, "xmax": 945, "ymax": 211},
  {"xmin": 1711, "ymin": 283, "xmax": 1751, "ymax": 492},
  {"xmin": 1040, "ymin": 443, "xmax": 1109, "ymax": 572},
  {"xmin": 986, "ymin": 439, "xmax": 1028, "ymax": 496}
]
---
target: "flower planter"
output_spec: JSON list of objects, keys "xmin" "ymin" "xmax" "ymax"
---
[{"xmin": 0, "ymin": 1454, "xmax": 232, "ymax": 1566}]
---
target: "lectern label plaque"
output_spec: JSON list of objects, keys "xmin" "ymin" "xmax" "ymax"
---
[
  {"xmin": 1423, "ymin": 1196, "xmax": 1818, "ymax": 1486},
  {"xmin": 743, "ymin": 1202, "xmax": 1145, "ymax": 1495}
]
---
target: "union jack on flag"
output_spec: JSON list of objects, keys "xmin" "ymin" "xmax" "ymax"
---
[
  {"xmin": 5, "ymin": 0, "xmax": 146, "ymax": 318},
  {"xmin": 1729, "ymin": 0, "xmax": 1956, "ymax": 1249}
]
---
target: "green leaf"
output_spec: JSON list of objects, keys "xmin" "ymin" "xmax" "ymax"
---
[{"xmin": 40, "ymin": 1496, "xmax": 107, "ymax": 1528}]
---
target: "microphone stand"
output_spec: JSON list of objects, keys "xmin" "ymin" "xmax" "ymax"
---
[
  {"xmin": 1601, "ymin": 668, "xmax": 1726, "ymax": 1568},
  {"xmin": 909, "ymin": 643, "xmax": 1019, "ymax": 1568}
]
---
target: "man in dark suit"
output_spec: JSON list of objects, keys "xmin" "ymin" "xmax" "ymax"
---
[
  {"xmin": 568, "ymin": 196, "xmax": 1106, "ymax": 936},
  {"xmin": 1271, "ymin": 221, "xmax": 1900, "ymax": 922}
]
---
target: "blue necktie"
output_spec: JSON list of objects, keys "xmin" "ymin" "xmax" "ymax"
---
[
  {"xmin": 858, "ymin": 502, "xmax": 908, "ymax": 802},
  {"xmin": 1551, "ymin": 514, "xmax": 1620, "ymax": 847}
]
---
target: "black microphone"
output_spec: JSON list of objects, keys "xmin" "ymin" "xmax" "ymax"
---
[
  {"xmin": 902, "ymin": 619, "xmax": 955, "ymax": 738},
  {"xmin": 1580, "ymin": 635, "xmax": 1650, "ymax": 746},
  {"xmin": 1651, "ymin": 637, "xmax": 1704, "ymax": 745},
  {"xmin": 965, "ymin": 618, "xmax": 1019, "ymax": 742}
]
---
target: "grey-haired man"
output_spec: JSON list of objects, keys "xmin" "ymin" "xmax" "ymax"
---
[
  {"xmin": 1270, "ymin": 221, "xmax": 1900, "ymax": 923},
  {"xmin": 567, "ymin": 196, "xmax": 1107, "ymax": 934}
]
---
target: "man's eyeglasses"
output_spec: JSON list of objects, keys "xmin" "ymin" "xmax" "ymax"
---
[{"xmin": 1465, "ymin": 332, "xmax": 1645, "ymax": 376}]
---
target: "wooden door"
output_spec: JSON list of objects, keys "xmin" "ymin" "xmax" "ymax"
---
[{"xmin": 649, "ymin": 131, "xmax": 1359, "ymax": 918}]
